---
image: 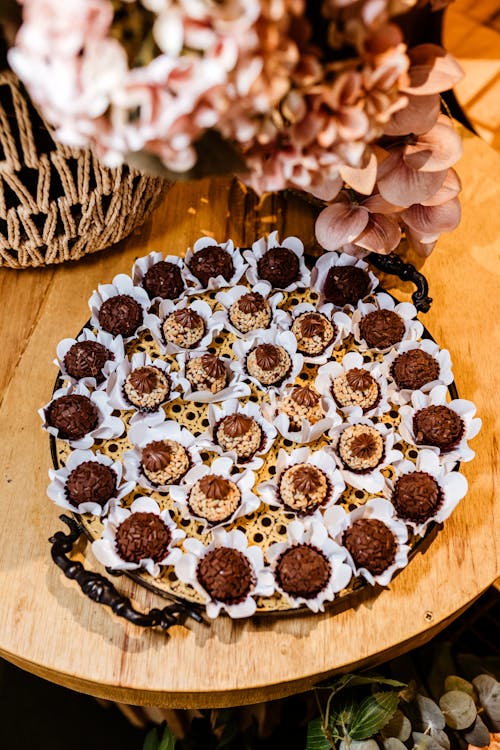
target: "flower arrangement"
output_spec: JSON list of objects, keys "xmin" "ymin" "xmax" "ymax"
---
[{"xmin": 8, "ymin": 0, "xmax": 464, "ymax": 257}]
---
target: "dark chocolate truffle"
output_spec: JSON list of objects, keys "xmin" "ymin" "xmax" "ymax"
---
[
  {"xmin": 413, "ymin": 405, "xmax": 463, "ymax": 452},
  {"xmin": 189, "ymin": 246, "xmax": 234, "ymax": 287},
  {"xmin": 343, "ymin": 518, "xmax": 396, "ymax": 575},
  {"xmin": 257, "ymin": 247, "xmax": 300, "ymax": 288},
  {"xmin": 63, "ymin": 341, "xmax": 113, "ymax": 383},
  {"xmin": 276, "ymin": 545, "xmax": 331, "ymax": 599},
  {"xmin": 66, "ymin": 461, "xmax": 117, "ymax": 508},
  {"xmin": 391, "ymin": 349, "xmax": 440, "ymax": 390},
  {"xmin": 323, "ymin": 265, "xmax": 370, "ymax": 306},
  {"xmin": 98, "ymin": 295, "xmax": 143, "ymax": 338},
  {"xmin": 197, "ymin": 547, "xmax": 254, "ymax": 604},
  {"xmin": 115, "ymin": 512, "xmax": 171, "ymax": 563},
  {"xmin": 359, "ymin": 309, "xmax": 406, "ymax": 350},
  {"xmin": 392, "ymin": 471, "xmax": 442, "ymax": 523},
  {"xmin": 46, "ymin": 394, "xmax": 98, "ymax": 441},
  {"xmin": 143, "ymin": 261, "xmax": 185, "ymax": 299}
]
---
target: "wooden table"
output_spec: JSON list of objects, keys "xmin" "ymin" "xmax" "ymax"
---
[{"xmin": 0, "ymin": 130, "xmax": 498, "ymax": 709}]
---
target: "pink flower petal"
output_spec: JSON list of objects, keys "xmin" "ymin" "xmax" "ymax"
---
[
  {"xmin": 355, "ymin": 213, "xmax": 402, "ymax": 254},
  {"xmin": 308, "ymin": 175, "xmax": 343, "ymax": 202},
  {"xmin": 401, "ymin": 197, "xmax": 461, "ymax": 234},
  {"xmin": 402, "ymin": 44, "xmax": 464, "ymax": 95},
  {"xmin": 315, "ymin": 202, "xmax": 369, "ymax": 251},
  {"xmin": 377, "ymin": 150, "xmax": 447, "ymax": 205},
  {"xmin": 420, "ymin": 168, "xmax": 461, "ymax": 206},
  {"xmin": 339, "ymin": 150, "xmax": 378, "ymax": 195},
  {"xmin": 383, "ymin": 94, "xmax": 441, "ymax": 136},
  {"xmin": 403, "ymin": 119, "xmax": 463, "ymax": 172},
  {"xmin": 405, "ymin": 226, "xmax": 439, "ymax": 257},
  {"xmin": 362, "ymin": 192, "xmax": 403, "ymax": 213}
]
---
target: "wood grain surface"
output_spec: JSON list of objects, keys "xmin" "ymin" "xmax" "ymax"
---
[{"xmin": 0, "ymin": 129, "xmax": 498, "ymax": 708}]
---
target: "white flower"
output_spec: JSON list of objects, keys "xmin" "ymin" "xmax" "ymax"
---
[
  {"xmin": 89, "ymin": 273, "xmax": 151, "ymax": 342},
  {"xmin": 261, "ymin": 388, "xmax": 341, "ymax": 444},
  {"xmin": 175, "ymin": 351, "xmax": 251, "ymax": 403},
  {"xmin": 352, "ymin": 293, "xmax": 424, "ymax": 354},
  {"xmin": 398, "ymin": 384, "xmax": 481, "ymax": 466},
  {"xmin": 385, "ymin": 449, "xmax": 468, "ymax": 536},
  {"xmin": 183, "ymin": 237, "xmax": 248, "ymax": 293},
  {"xmin": 315, "ymin": 351, "xmax": 390, "ymax": 418},
  {"xmin": 132, "ymin": 251, "xmax": 187, "ymax": 302},
  {"xmin": 324, "ymin": 498, "xmax": 410, "ymax": 586},
  {"xmin": 39, "ymin": 382, "xmax": 124, "ymax": 449},
  {"xmin": 266, "ymin": 518, "xmax": 352, "ymax": 613},
  {"xmin": 244, "ymin": 231, "xmax": 311, "ymax": 292},
  {"xmin": 91, "ymin": 496, "xmax": 185, "ymax": 578},
  {"xmin": 170, "ymin": 456, "xmax": 260, "ymax": 531},
  {"xmin": 257, "ymin": 446, "xmax": 345, "ymax": 516},
  {"xmin": 381, "ymin": 339, "xmax": 454, "ymax": 405},
  {"xmin": 311, "ymin": 251, "xmax": 378, "ymax": 308},
  {"xmin": 231, "ymin": 328, "xmax": 303, "ymax": 393},
  {"xmin": 144, "ymin": 297, "xmax": 224, "ymax": 355},
  {"xmin": 174, "ymin": 528, "xmax": 274, "ymax": 618},
  {"xmin": 47, "ymin": 449, "xmax": 134, "ymax": 516},
  {"xmin": 288, "ymin": 302, "xmax": 352, "ymax": 364},
  {"xmin": 215, "ymin": 280, "xmax": 290, "ymax": 338},
  {"xmin": 55, "ymin": 328, "xmax": 125, "ymax": 389},
  {"xmin": 106, "ymin": 352, "xmax": 181, "ymax": 421}
]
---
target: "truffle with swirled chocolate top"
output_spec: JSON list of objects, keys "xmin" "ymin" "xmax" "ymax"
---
[
  {"xmin": 188, "ymin": 474, "xmax": 241, "ymax": 524},
  {"xmin": 246, "ymin": 343, "xmax": 291, "ymax": 387},
  {"xmin": 215, "ymin": 413, "xmax": 263, "ymax": 462},
  {"xmin": 229, "ymin": 292, "xmax": 272, "ymax": 333},
  {"xmin": 338, "ymin": 424, "xmax": 384, "ymax": 472},
  {"xmin": 276, "ymin": 386, "xmax": 324, "ymax": 430},
  {"xmin": 123, "ymin": 366, "xmax": 171, "ymax": 411},
  {"xmin": 141, "ymin": 439, "xmax": 190, "ymax": 485},
  {"xmin": 331, "ymin": 368, "xmax": 380, "ymax": 412},
  {"xmin": 278, "ymin": 463, "xmax": 329, "ymax": 514},
  {"xmin": 162, "ymin": 307, "xmax": 205, "ymax": 349},
  {"xmin": 292, "ymin": 312, "xmax": 336, "ymax": 356},
  {"xmin": 185, "ymin": 354, "xmax": 228, "ymax": 393}
]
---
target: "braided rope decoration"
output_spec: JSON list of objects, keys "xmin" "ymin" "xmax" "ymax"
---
[{"xmin": 0, "ymin": 71, "xmax": 170, "ymax": 269}]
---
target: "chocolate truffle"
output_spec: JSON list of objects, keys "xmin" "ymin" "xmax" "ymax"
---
[
  {"xmin": 63, "ymin": 341, "xmax": 113, "ymax": 383},
  {"xmin": 392, "ymin": 471, "xmax": 442, "ymax": 523},
  {"xmin": 292, "ymin": 312, "xmax": 336, "ymax": 356},
  {"xmin": 115, "ymin": 512, "xmax": 171, "ymax": 564},
  {"xmin": 391, "ymin": 349, "xmax": 440, "ymax": 390},
  {"xmin": 143, "ymin": 261, "xmax": 185, "ymax": 300},
  {"xmin": 246, "ymin": 343, "xmax": 291, "ymax": 387},
  {"xmin": 257, "ymin": 247, "xmax": 300, "ymax": 288},
  {"xmin": 216, "ymin": 413, "xmax": 263, "ymax": 462},
  {"xmin": 277, "ymin": 386, "xmax": 324, "ymax": 430},
  {"xmin": 46, "ymin": 394, "xmax": 98, "ymax": 441},
  {"xmin": 185, "ymin": 354, "xmax": 228, "ymax": 394},
  {"xmin": 229, "ymin": 292, "xmax": 272, "ymax": 333},
  {"xmin": 413, "ymin": 405, "xmax": 463, "ymax": 452},
  {"xmin": 162, "ymin": 307, "xmax": 205, "ymax": 349},
  {"xmin": 189, "ymin": 246, "xmax": 234, "ymax": 287},
  {"xmin": 188, "ymin": 474, "xmax": 241, "ymax": 524},
  {"xmin": 343, "ymin": 518, "xmax": 397, "ymax": 575},
  {"xmin": 141, "ymin": 439, "xmax": 190, "ymax": 485},
  {"xmin": 98, "ymin": 295, "xmax": 143, "ymax": 338},
  {"xmin": 123, "ymin": 366, "xmax": 171, "ymax": 411},
  {"xmin": 197, "ymin": 547, "xmax": 254, "ymax": 604},
  {"xmin": 338, "ymin": 424, "xmax": 384, "ymax": 472},
  {"xmin": 279, "ymin": 463, "xmax": 329, "ymax": 514},
  {"xmin": 359, "ymin": 309, "xmax": 406, "ymax": 350},
  {"xmin": 331, "ymin": 368, "xmax": 380, "ymax": 412},
  {"xmin": 323, "ymin": 265, "xmax": 370, "ymax": 307},
  {"xmin": 276, "ymin": 545, "xmax": 331, "ymax": 599},
  {"xmin": 66, "ymin": 461, "xmax": 117, "ymax": 508}
]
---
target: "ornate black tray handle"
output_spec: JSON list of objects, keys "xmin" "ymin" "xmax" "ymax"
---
[
  {"xmin": 366, "ymin": 252, "xmax": 432, "ymax": 313},
  {"xmin": 49, "ymin": 515, "xmax": 205, "ymax": 633}
]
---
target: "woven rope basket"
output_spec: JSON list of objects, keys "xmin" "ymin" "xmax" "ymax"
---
[{"xmin": 0, "ymin": 70, "xmax": 170, "ymax": 269}]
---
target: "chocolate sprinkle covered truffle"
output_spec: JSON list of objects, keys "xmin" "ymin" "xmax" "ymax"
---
[
  {"xmin": 123, "ymin": 366, "xmax": 171, "ymax": 411},
  {"xmin": 188, "ymin": 474, "xmax": 241, "ymax": 524},
  {"xmin": 359, "ymin": 309, "xmax": 406, "ymax": 350},
  {"xmin": 339, "ymin": 424, "xmax": 384, "ymax": 472},
  {"xmin": 63, "ymin": 341, "xmax": 113, "ymax": 383},
  {"xmin": 413, "ymin": 405, "xmax": 464, "ymax": 452},
  {"xmin": 141, "ymin": 439, "xmax": 190, "ymax": 485},
  {"xmin": 391, "ymin": 349, "xmax": 440, "ymax": 390},
  {"xmin": 115, "ymin": 512, "xmax": 171, "ymax": 563},
  {"xmin": 216, "ymin": 413, "xmax": 263, "ymax": 462},
  {"xmin": 292, "ymin": 312, "xmax": 336, "ymax": 356},
  {"xmin": 276, "ymin": 545, "xmax": 331, "ymax": 599},
  {"xmin": 246, "ymin": 343, "xmax": 291, "ymax": 386},
  {"xmin": 185, "ymin": 353, "xmax": 228, "ymax": 394},
  {"xmin": 257, "ymin": 247, "xmax": 300, "ymax": 288},
  {"xmin": 143, "ymin": 261, "xmax": 185, "ymax": 300},
  {"xmin": 98, "ymin": 295, "xmax": 143, "ymax": 338},
  {"xmin": 229, "ymin": 292, "xmax": 271, "ymax": 333},
  {"xmin": 392, "ymin": 471, "xmax": 442, "ymax": 523},
  {"xmin": 279, "ymin": 463, "xmax": 329, "ymax": 514},
  {"xmin": 163, "ymin": 307, "xmax": 205, "ymax": 349},
  {"xmin": 189, "ymin": 246, "xmax": 234, "ymax": 287},
  {"xmin": 66, "ymin": 461, "xmax": 117, "ymax": 508},
  {"xmin": 277, "ymin": 386, "xmax": 324, "ymax": 430},
  {"xmin": 323, "ymin": 265, "xmax": 370, "ymax": 306},
  {"xmin": 197, "ymin": 547, "xmax": 254, "ymax": 604},
  {"xmin": 343, "ymin": 518, "xmax": 396, "ymax": 575},
  {"xmin": 332, "ymin": 368, "xmax": 380, "ymax": 412},
  {"xmin": 46, "ymin": 394, "xmax": 98, "ymax": 441}
]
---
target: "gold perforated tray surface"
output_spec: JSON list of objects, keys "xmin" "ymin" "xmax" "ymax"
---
[{"xmin": 50, "ymin": 278, "xmax": 452, "ymax": 616}]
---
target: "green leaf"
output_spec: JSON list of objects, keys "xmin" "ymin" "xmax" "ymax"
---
[
  {"xmin": 158, "ymin": 723, "xmax": 176, "ymax": 750},
  {"xmin": 349, "ymin": 692, "xmax": 400, "ymax": 741},
  {"xmin": 318, "ymin": 674, "xmax": 406, "ymax": 694},
  {"xmin": 306, "ymin": 717, "xmax": 333, "ymax": 750},
  {"xmin": 143, "ymin": 727, "xmax": 160, "ymax": 750}
]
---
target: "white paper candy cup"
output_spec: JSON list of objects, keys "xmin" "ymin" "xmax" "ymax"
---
[
  {"xmin": 39, "ymin": 382, "xmax": 124, "ymax": 449},
  {"xmin": 266, "ymin": 518, "xmax": 352, "ymax": 612},
  {"xmin": 170, "ymin": 456, "xmax": 260, "ymax": 532},
  {"xmin": 288, "ymin": 302, "xmax": 352, "ymax": 364},
  {"xmin": 381, "ymin": 339, "xmax": 454, "ymax": 405},
  {"xmin": 175, "ymin": 351, "xmax": 251, "ymax": 403},
  {"xmin": 231, "ymin": 328, "xmax": 303, "ymax": 393},
  {"xmin": 89, "ymin": 273, "xmax": 151, "ymax": 341},
  {"xmin": 183, "ymin": 237, "xmax": 248, "ymax": 293},
  {"xmin": 91, "ymin": 496, "xmax": 185, "ymax": 578},
  {"xmin": 215, "ymin": 280, "xmax": 290, "ymax": 338},
  {"xmin": 324, "ymin": 498, "xmax": 410, "ymax": 587},
  {"xmin": 106, "ymin": 352, "xmax": 181, "ymax": 421},
  {"xmin": 55, "ymin": 328, "xmax": 125, "ymax": 389},
  {"xmin": 144, "ymin": 297, "xmax": 224, "ymax": 355},
  {"xmin": 174, "ymin": 528, "xmax": 274, "ymax": 618},
  {"xmin": 311, "ymin": 251, "xmax": 378, "ymax": 308},
  {"xmin": 261, "ymin": 388, "xmax": 341, "ymax": 444},
  {"xmin": 315, "ymin": 351, "xmax": 390, "ymax": 418},
  {"xmin": 352, "ymin": 293, "xmax": 424, "ymax": 354},
  {"xmin": 47, "ymin": 449, "xmax": 134, "ymax": 516},
  {"xmin": 132, "ymin": 251, "xmax": 186, "ymax": 302},
  {"xmin": 244, "ymin": 231, "xmax": 310, "ymax": 291}
]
